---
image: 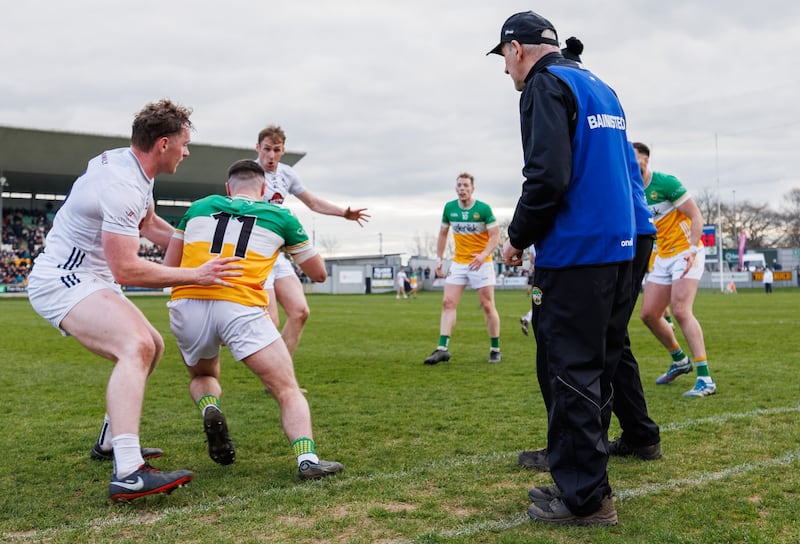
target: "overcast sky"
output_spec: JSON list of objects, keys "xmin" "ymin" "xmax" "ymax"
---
[{"xmin": 2, "ymin": 1, "xmax": 798, "ymax": 258}]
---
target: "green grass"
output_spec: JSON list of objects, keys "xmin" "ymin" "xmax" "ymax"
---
[{"xmin": 1, "ymin": 288, "xmax": 800, "ymax": 543}]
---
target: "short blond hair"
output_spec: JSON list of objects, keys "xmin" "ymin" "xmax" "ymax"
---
[{"xmin": 456, "ymin": 172, "xmax": 474, "ymax": 186}]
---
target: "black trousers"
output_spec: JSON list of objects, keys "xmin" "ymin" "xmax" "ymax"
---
[
  {"xmin": 613, "ymin": 235, "xmax": 660, "ymax": 447},
  {"xmin": 534, "ymin": 238, "xmax": 659, "ymax": 447},
  {"xmin": 532, "ymin": 260, "xmax": 632, "ymax": 516}
]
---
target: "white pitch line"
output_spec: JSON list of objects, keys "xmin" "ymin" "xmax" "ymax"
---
[
  {"xmin": 5, "ymin": 405, "xmax": 800, "ymax": 542},
  {"xmin": 434, "ymin": 449, "xmax": 800, "ymax": 540},
  {"xmin": 658, "ymin": 403, "xmax": 800, "ymax": 432}
]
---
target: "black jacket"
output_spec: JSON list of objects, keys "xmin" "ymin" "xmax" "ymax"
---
[{"xmin": 508, "ymin": 53, "xmax": 580, "ymax": 251}]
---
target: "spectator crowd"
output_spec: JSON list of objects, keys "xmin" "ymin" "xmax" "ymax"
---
[{"xmin": 1, "ymin": 207, "xmax": 166, "ymax": 287}]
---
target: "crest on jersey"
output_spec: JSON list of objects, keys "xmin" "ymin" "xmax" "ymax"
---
[{"xmin": 268, "ymin": 192, "xmax": 284, "ymax": 205}]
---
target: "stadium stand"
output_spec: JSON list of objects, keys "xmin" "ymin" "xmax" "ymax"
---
[{"xmin": 1, "ymin": 207, "xmax": 166, "ymax": 288}]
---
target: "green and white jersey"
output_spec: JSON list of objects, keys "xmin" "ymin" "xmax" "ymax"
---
[
  {"xmin": 645, "ymin": 171, "xmax": 698, "ymax": 258},
  {"xmin": 170, "ymin": 195, "xmax": 315, "ymax": 307},
  {"xmin": 441, "ymin": 199, "xmax": 496, "ymax": 264}
]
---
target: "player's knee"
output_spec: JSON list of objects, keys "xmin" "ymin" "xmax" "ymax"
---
[
  {"xmin": 640, "ymin": 310, "xmax": 656, "ymax": 327},
  {"xmin": 150, "ymin": 333, "xmax": 165, "ymax": 370},
  {"xmin": 122, "ymin": 332, "xmax": 162, "ymax": 370},
  {"xmin": 290, "ymin": 304, "xmax": 310, "ymax": 324},
  {"xmin": 671, "ymin": 306, "xmax": 692, "ymax": 324}
]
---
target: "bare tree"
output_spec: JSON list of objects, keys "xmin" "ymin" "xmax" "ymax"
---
[
  {"xmin": 419, "ymin": 229, "xmax": 455, "ymax": 261},
  {"xmin": 694, "ymin": 188, "xmax": 720, "ymax": 228},
  {"xmin": 410, "ymin": 230, "xmax": 438, "ymax": 258},
  {"xmin": 316, "ymin": 234, "xmax": 341, "ymax": 256},
  {"xmin": 779, "ymin": 188, "xmax": 800, "ymax": 247},
  {"xmin": 730, "ymin": 201, "xmax": 780, "ymax": 248},
  {"xmin": 492, "ymin": 219, "xmax": 511, "ymax": 263}
]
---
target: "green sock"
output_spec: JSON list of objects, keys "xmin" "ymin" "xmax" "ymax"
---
[
  {"xmin": 197, "ymin": 394, "xmax": 219, "ymax": 415},
  {"xmin": 438, "ymin": 336, "xmax": 450, "ymax": 349},
  {"xmin": 670, "ymin": 346, "xmax": 687, "ymax": 363},
  {"xmin": 291, "ymin": 437, "xmax": 315, "ymax": 458},
  {"xmin": 695, "ymin": 358, "xmax": 711, "ymax": 378},
  {"xmin": 665, "ymin": 314, "xmax": 673, "ymax": 325},
  {"xmin": 490, "ymin": 337, "xmax": 500, "ymax": 350}
]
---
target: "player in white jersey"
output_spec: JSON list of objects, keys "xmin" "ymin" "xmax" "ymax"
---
[
  {"xmin": 396, "ymin": 268, "xmax": 408, "ymax": 299},
  {"xmin": 256, "ymin": 125, "xmax": 369, "ymax": 356},
  {"xmin": 27, "ymin": 99, "xmax": 243, "ymax": 502}
]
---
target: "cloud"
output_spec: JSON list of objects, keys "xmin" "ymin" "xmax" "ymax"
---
[{"xmin": 1, "ymin": 0, "xmax": 798, "ymax": 257}]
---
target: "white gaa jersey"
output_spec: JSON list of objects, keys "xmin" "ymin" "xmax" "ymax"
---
[
  {"xmin": 34, "ymin": 148, "xmax": 153, "ymax": 282},
  {"xmin": 262, "ymin": 162, "xmax": 306, "ymax": 206}
]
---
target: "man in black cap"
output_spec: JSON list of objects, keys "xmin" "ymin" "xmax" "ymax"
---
[
  {"xmin": 490, "ymin": 10, "xmax": 636, "ymax": 526},
  {"xmin": 516, "ymin": 35, "xmax": 662, "ymax": 472}
]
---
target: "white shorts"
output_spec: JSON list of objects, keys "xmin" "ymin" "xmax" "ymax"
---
[
  {"xmin": 445, "ymin": 262, "xmax": 495, "ymax": 289},
  {"xmin": 264, "ymin": 252, "xmax": 295, "ymax": 289},
  {"xmin": 27, "ymin": 266, "xmax": 124, "ymax": 335},
  {"xmin": 648, "ymin": 247, "xmax": 706, "ymax": 285},
  {"xmin": 167, "ymin": 298, "xmax": 280, "ymax": 366}
]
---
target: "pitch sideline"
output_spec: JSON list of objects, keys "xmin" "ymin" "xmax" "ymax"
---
[{"xmin": 5, "ymin": 403, "xmax": 799, "ymax": 542}]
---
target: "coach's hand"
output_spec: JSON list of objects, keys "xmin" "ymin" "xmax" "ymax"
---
[{"xmin": 502, "ymin": 241, "xmax": 523, "ymax": 267}]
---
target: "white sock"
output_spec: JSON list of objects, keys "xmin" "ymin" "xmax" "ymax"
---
[
  {"xmin": 112, "ymin": 434, "xmax": 144, "ymax": 478},
  {"xmin": 297, "ymin": 453, "xmax": 319, "ymax": 466},
  {"xmin": 97, "ymin": 415, "xmax": 113, "ymax": 451}
]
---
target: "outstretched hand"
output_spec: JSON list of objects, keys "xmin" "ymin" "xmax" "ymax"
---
[
  {"xmin": 344, "ymin": 206, "xmax": 370, "ymax": 227},
  {"xmin": 195, "ymin": 256, "xmax": 244, "ymax": 287}
]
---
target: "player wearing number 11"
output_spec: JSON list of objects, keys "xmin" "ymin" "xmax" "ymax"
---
[{"xmin": 164, "ymin": 159, "xmax": 343, "ymax": 480}]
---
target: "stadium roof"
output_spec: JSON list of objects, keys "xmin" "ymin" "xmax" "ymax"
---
[{"xmin": 0, "ymin": 125, "xmax": 304, "ymax": 204}]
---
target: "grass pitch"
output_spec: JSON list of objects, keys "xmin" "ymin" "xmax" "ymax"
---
[{"xmin": 1, "ymin": 288, "xmax": 799, "ymax": 543}]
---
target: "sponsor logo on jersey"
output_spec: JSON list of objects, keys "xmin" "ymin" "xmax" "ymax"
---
[
  {"xmin": 620, "ymin": 238, "xmax": 633, "ymax": 247},
  {"xmin": 586, "ymin": 113, "xmax": 626, "ymax": 130},
  {"xmin": 452, "ymin": 223, "xmax": 483, "ymax": 234}
]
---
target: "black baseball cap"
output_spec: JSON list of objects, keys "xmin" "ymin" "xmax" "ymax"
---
[{"xmin": 487, "ymin": 11, "xmax": 559, "ymax": 56}]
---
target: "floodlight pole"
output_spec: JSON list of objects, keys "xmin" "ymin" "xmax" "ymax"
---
[
  {"xmin": 0, "ymin": 172, "xmax": 7, "ymax": 245},
  {"xmin": 715, "ymin": 135, "xmax": 723, "ymax": 292}
]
